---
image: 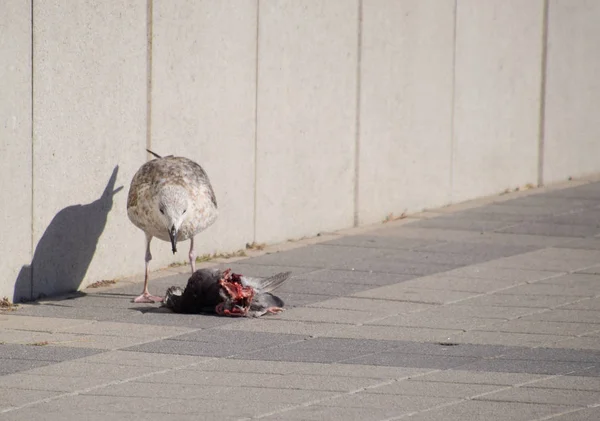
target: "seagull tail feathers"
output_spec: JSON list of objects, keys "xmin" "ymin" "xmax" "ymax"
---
[{"xmin": 146, "ymin": 149, "xmax": 162, "ymax": 159}]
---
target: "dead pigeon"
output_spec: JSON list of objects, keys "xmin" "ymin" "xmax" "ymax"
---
[
  {"xmin": 163, "ymin": 268, "xmax": 290, "ymax": 317},
  {"xmin": 127, "ymin": 150, "xmax": 218, "ymax": 303}
]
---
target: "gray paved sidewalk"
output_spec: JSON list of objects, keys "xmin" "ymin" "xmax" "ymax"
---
[{"xmin": 1, "ymin": 180, "xmax": 600, "ymax": 420}]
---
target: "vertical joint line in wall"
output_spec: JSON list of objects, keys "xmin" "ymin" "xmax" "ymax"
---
[
  {"xmin": 252, "ymin": 0, "xmax": 260, "ymax": 242},
  {"xmin": 449, "ymin": 0, "xmax": 458, "ymax": 204},
  {"xmin": 353, "ymin": 0, "xmax": 363, "ymax": 227},
  {"xmin": 30, "ymin": 0, "xmax": 35, "ymax": 299},
  {"xmin": 537, "ymin": 0, "xmax": 549, "ymax": 187},
  {"xmin": 146, "ymin": 0, "xmax": 153, "ymax": 156}
]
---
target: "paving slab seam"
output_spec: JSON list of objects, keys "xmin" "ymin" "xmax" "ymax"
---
[
  {"xmin": 376, "ymin": 369, "xmax": 598, "ymax": 421},
  {"xmin": 0, "ymin": 335, "xmax": 311, "ymax": 414},
  {"xmin": 535, "ymin": 404, "xmax": 600, "ymax": 421},
  {"xmin": 238, "ymin": 368, "xmax": 443, "ymax": 420},
  {"xmin": 342, "ymin": 274, "xmax": 569, "ymax": 328}
]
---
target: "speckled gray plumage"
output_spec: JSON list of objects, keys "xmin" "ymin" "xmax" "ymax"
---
[{"xmin": 127, "ymin": 155, "xmax": 218, "ymax": 242}]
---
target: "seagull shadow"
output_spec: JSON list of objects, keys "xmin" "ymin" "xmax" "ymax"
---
[{"xmin": 13, "ymin": 166, "xmax": 123, "ymax": 303}]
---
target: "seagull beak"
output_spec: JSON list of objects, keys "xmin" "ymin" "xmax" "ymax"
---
[{"xmin": 169, "ymin": 226, "xmax": 177, "ymax": 254}]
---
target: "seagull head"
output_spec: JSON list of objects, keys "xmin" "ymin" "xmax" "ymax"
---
[{"xmin": 157, "ymin": 186, "xmax": 189, "ymax": 254}]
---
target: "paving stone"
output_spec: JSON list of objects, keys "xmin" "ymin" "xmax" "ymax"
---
[
  {"xmin": 0, "ymin": 343, "xmax": 101, "ymax": 361},
  {"xmin": 168, "ymin": 329, "xmax": 306, "ymax": 348},
  {"xmin": 444, "ymin": 265, "xmax": 561, "ymax": 281},
  {"xmin": 496, "ymin": 222, "xmax": 596, "ymax": 237},
  {"xmin": 0, "ymin": 373, "xmax": 118, "ymax": 392},
  {"xmin": 408, "ymin": 217, "xmax": 514, "ymax": 232},
  {"xmin": 307, "ymin": 297, "xmax": 437, "ymax": 314},
  {"xmin": 536, "ymin": 272, "xmax": 600, "ymax": 287},
  {"xmin": 24, "ymin": 361, "xmax": 156, "ymax": 379},
  {"xmin": 562, "ymin": 238, "xmax": 600, "ymax": 250},
  {"xmin": 416, "ymin": 369, "xmax": 548, "ymax": 386},
  {"xmin": 0, "ymin": 358, "xmax": 56, "ymax": 375},
  {"xmin": 472, "ymin": 203, "xmax": 567, "ymax": 216},
  {"xmin": 455, "ymin": 358, "xmax": 600, "ymax": 377},
  {"xmin": 495, "ymin": 195, "xmax": 598, "ymax": 209},
  {"xmin": 365, "ymin": 379, "xmax": 504, "ymax": 398},
  {"xmin": 243, "ymin": 245, "xmax": 389, "ymax": 268},
  {"xmin": 546, "ymin": 210, "xmax": 600, "ymax": 227},
  {"xmin": 518, "ymin": 309, "xmax": 600, "ymax": 324},
  {"xmin": 33, "ymin": 394, "xmax": 189, "ymax": 414},
  {"xmin": 397, "ymin": 275, "xmax": 527, "ymax": 293},
  {"xmin": 368, "ymin": 313, "xmax": 497, "ymax": 331},
  {"xmin": 0, "ymin": 408, "xmax": 222, "ymax": 421},
  {"xmin": 468, "ymin": 232, "xmax": 573, "ymax": 248},
  {"xmin": 431, "ymin": 305, "xmax": 537, "ymax": 320},
  {"xmin": 456, "ymin": 293, "xmax": 582, "ymax": 308},
  {"xmin": 317, "ymin": 393, "xmax": 456, "ymax": 410},
  {"xmin": 259, "ymin": 405, "xmax": 410, "ymax": 421},
  {"xmin": 478, "ymin": 387, "xmax": 600, "ymax": 406},
  {"xmin": 484, "ymin": 255, "xmax": 597, "ymax": 272},
  {"xmin": 141, "ymin": 369, "xmax": 277, "ymax": 388},
  {"xmin": 0, "ymin": 315, "xmax": 92, "ymax": 332},
  {"xmin": 217, "ymin": 319, "xmax": 347, "ymax": 337},
  {"xmin": 531, "ymin": 376, "xmax": 600, "ymax": 391},
  {"xmin": 331, "ymin": 259, "xmax": 459, "ymax": 276},
  {"xmin": 276, "ymin": 291, "xmax": 335, "ymax": 308},
  {"xmin": 294, "ymin": 364, "xmax": 430, "ymax": 380},
  {"xmin": 322, "ymin": 235, "xmax": 441, "ymax": 251},
  {"xmin": 242, "ymin": 373, "xmax": 383, "ymax": 392},
  {"xmin": 477, "ymin": 320, "xmax": 599, "ymax": 336},
  {"xmin": 353, "ymin": 285, "xmax": 478, "ymax": 304},
  {"xmin": 340, "ymin": 352, "xmax": 478, "ymax": 369},
  {"xmin": 500, "ymin": 347, "xmax": 600, "ymax": 364},
  {"xmin": 0, "ymin": 388, "xmax": 62, "ymax": 410},
  {"xmin": 575, "ymin": 266, "xmax": 600, "ymax": 277},
  {"xmin": 402, "ymin": 400, "xmax": 572, "ymax": 421},
  {"xmin": 79, "ymin": 350, "xmax": 208, "ymax": 368},
  {"xmin": 215, "ymin": 262, "xmax": 320, "ymax": 277},
  {"xmin": 55, "ymin": 321, "xmax": 194, "ymax": 338},
  {"xmin": 368, "ymin": 226, "xmax": 484, "ymax": 242},
  {"xmin": 277, "ymin": 278, "xmax": 371, "ymax": 296},
  {"xmin": 448, "ymin": 330, "xmax": 563, "ymax": 348},
  {"xmin": 277, "ymin": 307, "xmax": 378, "ymax": 324},
  {"xmin": 303, "ymin": 268, "xmax": 415, "ymax": 286},
  {"xmin": 561, "ymin": 297, "xmax": 600, "ymax": 311},
  {"xmin": 375, "ymin": 249, "xmax": 491, "ymax": 267},
  {"xmin": 85, "ymin": 381, "xmax": 339, "ymax": 404},
  {"xmin": 332, "ymin": 325, "xmax": 463, "ymax": 342},
  {"xmin": 548, "ymin": 337, "xmax": 600, "ymax": 351},
  {"xmin": 541, "ymin": 407, "xmax": 600, "ymax": 421},
  {"xmin": 502, "ymin": 283, "xmax": 600, "ymax": 297},
  {"xmin": 445, "ymin": 209, "xmax": 544, "ymax": 223},
  {"xmin": 413, "ymin": 241, "xmax": 537, "ymax": 260},
  {"xmin": 233, "ymin": 337, "xmax": 399, "ymax": 364}
]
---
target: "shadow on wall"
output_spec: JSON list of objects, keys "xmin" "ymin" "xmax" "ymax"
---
[{"xmin": 13, "ymin": 166, "xmax": 124, "ymax": 303}]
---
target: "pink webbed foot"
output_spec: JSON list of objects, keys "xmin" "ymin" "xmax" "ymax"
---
[
  {"xmin": 133, "ymin": 293, "xmax": 164, "ymax": 303},
  {"xmin": 265, "ymin": 307, "xmax": 284, "ymax": 315}
]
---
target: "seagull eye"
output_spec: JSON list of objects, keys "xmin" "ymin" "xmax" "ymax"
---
[
  {"xmin": 183, "ymin": 209, "xmax": 187, "ymax": 214},
  {"xmin": 159, "ymin": 207, "xmax": 165, "ymax": 215}
]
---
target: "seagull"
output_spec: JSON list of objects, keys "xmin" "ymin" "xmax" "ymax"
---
[
  {"xmin": 163, "ymin": 268, "xmax": 290, "ymax": 317},
  {"xmin": 127, "ymin": 150, "xmax": 218, "ymax": 303}
]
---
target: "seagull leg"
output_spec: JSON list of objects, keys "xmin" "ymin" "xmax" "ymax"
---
[
  {"xmin": 133, "ymin": 235, "xmax": 163, "ymax": 303},
  {"xmin": 189, "ymin": 236, "xmax": 196, "ymax": 274}
]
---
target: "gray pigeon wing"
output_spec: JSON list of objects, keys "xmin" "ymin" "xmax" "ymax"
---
[{"xmin": 240, "ymin": 272, "xmax": 291, "ymax": 293}]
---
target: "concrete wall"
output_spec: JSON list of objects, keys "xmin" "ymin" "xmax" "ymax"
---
[
  {"xmin": 1, "ymin": 0, "xmax": 599, "ymax": 301},
  {"xmin": 358, "ymin": 0, "xmax": 455, "ymax": 225},
  {"xmin": 452, "ymin": 0, "xmax": 544, "ymax": 202},
  {"xmin": 0, "ymin": 0, "xmax": 32, "ymax": 301},
  {"xmin": 543, "ymin": 0, "xmax": 600, "ymax": 184}
]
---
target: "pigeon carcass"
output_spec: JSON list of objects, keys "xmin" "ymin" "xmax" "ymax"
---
[{"xmin": 163, "ymin": 268, "xmax": 290, "ymax": 317}]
